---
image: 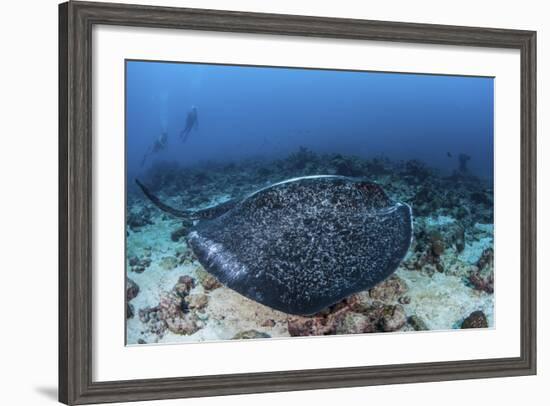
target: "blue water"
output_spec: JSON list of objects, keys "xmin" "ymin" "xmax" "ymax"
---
[{"xmin": 126, "ymin": 60, "xmax": 493, "ymax": 180}]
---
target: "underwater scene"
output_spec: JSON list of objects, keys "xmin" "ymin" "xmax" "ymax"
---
[{"xmin": 125, "ymin": 60, "xmax": 494, "ymax": 345}]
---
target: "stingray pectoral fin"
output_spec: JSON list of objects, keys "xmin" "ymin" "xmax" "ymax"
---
[{"xmin": 135, "ymin": 179, "xmax": 190, "ymax": 219}]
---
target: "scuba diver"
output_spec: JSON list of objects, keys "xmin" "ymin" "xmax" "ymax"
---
[
  {"xmin": 179, "ymin": 105, "xmax": 198, "ymax": 142},
  {"xmin": 141, "ymin": 131, "xmax": 168, "ymax": 167}
]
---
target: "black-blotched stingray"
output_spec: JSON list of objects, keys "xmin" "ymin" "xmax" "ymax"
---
[{"xmin": 136, "ymin": 175, "xmax": 412, "ymax": 315}]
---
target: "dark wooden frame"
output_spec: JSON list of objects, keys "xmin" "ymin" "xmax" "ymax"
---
[{"xmin": 59, "ymin": 1, "xmax": 537, "ymax": 404}]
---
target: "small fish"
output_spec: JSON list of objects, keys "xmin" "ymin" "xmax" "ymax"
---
[{"xmin": 447, "ymin": 152, "xmax": 452, "ymax": 158}]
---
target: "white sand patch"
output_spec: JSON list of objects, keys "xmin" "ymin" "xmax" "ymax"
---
[
  {"xmin": 157, "ymin": 285, "xmax": 290, "ymax": 344},
  {"xmin": 459, "ymin": 223, "xmax": 493, "ymax": 264},
  {"xmin": 396, "ymin": 268, "xmax": 494, "ymax": 330},
  {"xmin": 425, "ymin": 215, "xmax": 456, "ymax": 227},
  {"xmin": 126, "ymin": 214, "xmax": 193, "ymax": 344}
]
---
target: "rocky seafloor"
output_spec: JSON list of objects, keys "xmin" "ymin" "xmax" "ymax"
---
[{"xmin": 126, "ymin": 148, "xmax": 494, "ymax": 345}]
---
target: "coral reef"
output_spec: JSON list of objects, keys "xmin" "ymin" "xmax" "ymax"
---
[
  {"xmin": 126, "ymin": 148, "xmax": 494, "ymax": 344},
  {"xmin": 138, "ymin": 275, "xmax": 204, "ymax": 338}
]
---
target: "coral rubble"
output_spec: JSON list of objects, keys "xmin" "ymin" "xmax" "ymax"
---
[{"xmin": 126, "ymin": 148, "xmax": 494, "ymax": 344}]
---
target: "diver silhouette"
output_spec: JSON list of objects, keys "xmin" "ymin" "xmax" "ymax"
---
[
  {"xmin": 180, "ymin": 106, "xmax": 199, "ymax": 142},
  {"xmin": 141, "ymin": 131, "xmax": 168, "ymax": 167}
]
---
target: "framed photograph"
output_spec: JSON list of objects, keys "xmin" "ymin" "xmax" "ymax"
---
[{"xmin": 59, "ymin": 1, "xmax": 536, "ymax": 404}]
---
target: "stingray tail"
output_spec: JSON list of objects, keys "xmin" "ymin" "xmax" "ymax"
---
[{"xmin": 135, "ymin": 179, "xmax": 190, "ymax": 219}]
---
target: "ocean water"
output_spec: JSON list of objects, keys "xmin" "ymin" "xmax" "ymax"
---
[
  {"xmin": 126, "ymin": 61, "xmax": 493, "ymax": 180},
  {"xmin": 125, "ymin": 60, "xmax": 495, "ymax": 345}
]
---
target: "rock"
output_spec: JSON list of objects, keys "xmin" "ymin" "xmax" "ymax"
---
[
  {"xmin": 369, "ymin": 276, "xmax": 408, "ymax": 303},
  {"xmin": 261, "ymin": 319, "xmax": 276, "ymax": 327},
  {"xmin": 335, "ymin": 312, "xmax": 376, "ymax": 334},
  {"xmin": 398, "ymin": 296, "xmax": 411, "ymax": 305},
  {"xmin": 461, "ymin": 310, "xmax": 488, "ymax": 329},
  {"xmin": 175, "ymin": 246, "xmax": 195, "ymax": 264},
  {"xmin": 138, "ymin": 306, "xmax": 168, "ymax": 337},
  {"xmin": 403, "ymin": 159, "xmax": 432, "ymax": 181},
  {"xmin": 346, "ymin": 290, "xmax": 374, "ymax": 312},
  {"xmin": 232, "ymin": 330, "xmax": 271, "ymax": 340},
  {"xmin": 160, "ymin": 256, "xmax": 178, "ymax": 270},
  {"xmin": 380, "ymin": 304, "xmax": 407, "ymax": 332},
  {"xmin": 171, "ymin": 226, "xmax": 189, "ymax": 242},
  {"xmin": 126, "ymin": 303, "xmax": 135, "ymax": 319},
  {"xmin": 137, "ymin": 339, "xmax": 147, "ymax": 344},
  {"xmin": 127, "ymin": 208, "xmax": 153, "ymax": 231},
  {"xmin": 128, "ymin": 256, "xmax": 151, "ymax": 273},
  {"xmin": 185, "ymin": 293, "xmax": 208, "ymax": 310},
  {"xmin": 140, "ymin": 287, "xmax": 204, "ymax": 337},
  {"xmin": 454, "ymin": 226, "xmax": 466, "ymax": 253},
  {"xmin": 468, "ymin": 248, "xmax": 494, "ymax": 293},
  {"xmin": 174, "ymin": 275, "xmax": 195, "ymax": 297},
  {"xmin": 477, "ymin": 247, "xmax": 494, "ymax": 270},
  {"xmin": 422, "ymin": 217, "xmax": 466, "ymax": 256},
  {"xmin": 422, "ymin": 263, "xmax": 438, "ymax": 277},
  {"xmin": 469, "ymin": 269, "xmax": 494, "ymax": 294},
  {"xmin": 287, "ymin": 315, "xmax": 334, "ymax": 336},
  {"xmin": 159, "ymin": 291, "xmax": 184, "ymax": 316},
  {"xmin": 408, "ymin": 315, "xmax": 429, "ymax": 331},
  {"xmin": 470, "ymin": 191, "xmax": 492, "ymax": 206},
  {"xmin": 196, "ymin": 267, "xmax": 222, "ymax": 290},
  {"xmin": 289, "ymin": 294, "xmax": 407, "ymax": 336},
  {"xmin": 166, "ymin": 313, "xmax": 200, "ymax": 335},
  {"xmin": 126, "ymin": 278, "xmax": 139, "ymax": 301},
  {"xmin": 430, "ymin": 232, "xmax": 445, "ymax": 256},
  {"xmin": 286, "ymin": 146, "xmax": 318, "ymax": 171},
  {"xmin": 203, "ymin": 274, "xmax": 222, "ymax": 290},
  {"xmin": 286, "ymin": 300, "xmax": 354, "ymax": 336},
  {"xmin": 330, "ymin": 154, "xmax": 364, "ymax": 177}
]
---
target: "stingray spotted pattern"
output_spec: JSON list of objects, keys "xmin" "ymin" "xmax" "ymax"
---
[{"xmin": 136, "ymin": 176, "xmax": 412, "ymax": 315}]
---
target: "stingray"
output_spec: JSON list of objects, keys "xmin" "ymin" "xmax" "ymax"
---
[{"xmin": 135, "ymin": 175, "xmax": 412, "ymax": 315}]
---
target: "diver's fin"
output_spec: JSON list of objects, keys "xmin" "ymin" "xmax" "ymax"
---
[
  {"xmin": 140, "ymin": 154, "xmax": 148, "ymax": 167},
  {"xmin": 135, "ymin": 179, "xmax": 190, "ymax": 219},
  {"xmin": 182, "ymin": 130, "xmax": 190, "ymax": 143}
]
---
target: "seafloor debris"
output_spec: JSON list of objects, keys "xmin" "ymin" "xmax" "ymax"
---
[
  {"xmin": 287, "ymin": 276, "xmax": 409, "ymax": 336},
  {"xmin": 126, "ymin": 277, "xmax": 139, "ymax": 301},
  {"xmin": 127, "ymin": 206, "xmax": 154, "ymax": 231},
  {"xmin": 196, "ymin": 267, "xmax": 222, "ymax": 291},
  {"xmin": 138, "ymin": 275, "xmax": 203, "ymax": 338},
  {"xmin": 232, "ymin": 330, "xmax": 271, "ymax": 339},
  {"xmin": 408, "ymin": 315, "xmax": 429, "ymax": 331},
  {"xmin": 159, "ymin": 256, "xmax": 178, "ymax": 270},
  {"xmin": 461, "ymin": 310, "xmax": 488, "ymax": 329},
  {"xmin": 468, "ymin": 248, "xmax": 494, "ymax": 293},
  {"xmin": 126, "ymin": 277, "xmax": 139, "ymax": 320},
  {"xmin": 128, "ymin": 255, "xmax": 151, "ymax": 273}
]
